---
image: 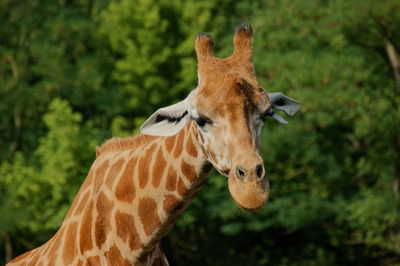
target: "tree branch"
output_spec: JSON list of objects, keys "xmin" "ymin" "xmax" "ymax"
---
[{"xmin": 385, "ymin": 40, "xmax": 400, "ymax": 95}]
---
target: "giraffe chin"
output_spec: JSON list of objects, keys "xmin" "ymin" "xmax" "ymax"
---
[{"xmin": 227, "ymin": 175, "xmax": 270, "ymax": 212}]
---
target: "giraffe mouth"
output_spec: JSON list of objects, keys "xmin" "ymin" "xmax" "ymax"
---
[
  {"xmin": 228, "ymin": 175, "xmax": 269, "ymax": 211},
  {"xmin": 237, "ymin": 203, "xmax": 264, "ymax": 212}
]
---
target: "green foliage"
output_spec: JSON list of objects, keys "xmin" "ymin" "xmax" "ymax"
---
[
  {"xmin": 0, "ymin": 0, "xmax": 116, "ymax": 161},
  {"xmin": 1, "ymin": 0, "xmax": 399, "ymax": 265},
  {"xmin": 100, "ymin": 0, "xmax": 215, "ymax": 133},
  {"xmin": 0, "ymin": 98, "xmax": 99, "ymax": 249}
]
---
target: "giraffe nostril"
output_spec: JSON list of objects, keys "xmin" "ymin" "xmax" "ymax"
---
[
  {"xmin": 236, "ymin": 166, "xmax": 246, "ymax": 180},
  {"xmin": 256, "ymin": 164, "xmax": 264, "ymax": 180}
]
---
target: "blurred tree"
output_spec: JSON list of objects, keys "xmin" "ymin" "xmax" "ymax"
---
[
  {"xmin": 0, "ymin": 0, "xmax": 111, "ymax": 262},
  {"xmin": 0, "ymin": 0, "xmax": 116, "ymax": 161},
  {"xmin": 0, "ymin": 98, "xmax": 99, "ymax": 262},
  {"xmin": 99, "ymin": 0, "xmax": 218, "ymax": 134}
]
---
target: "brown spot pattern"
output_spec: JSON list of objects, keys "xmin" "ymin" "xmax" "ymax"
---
[
  {"xmin": 106, "ymin": 158, "xmax": 125, "ymax": 189},
  {"xmin": 48, "ymin": 226, "xmax": 66, "ymax": 265},
  {"xmin": 48, "ymin": 254, "xmax": 56, "ymax": 265},
  {"xmin": 165, "ymin": 166, "xmax": 177, "ymax": 191},
  {"xmin": 65, "ymin": 176, "xmax": 92, "ymax": 219},
  {"xmin": 93, "ymin": 160, "xmax": 110, "ymax": 194},
  {"xmin": 80, "ymin": 201, "xmax": 94, "ymax": 253},
  {"xmin": 95, "ymin": 192, "xmax": 114, "ymax": 248},
  {"xmin": 115, "ymin": 211, "xmax": 142, "ymax": 250},
  {"xmin": 177, "ymin": 178, "xmax": 188, "ymax": 197},
  {"xmin": 64, "ymin": 198, "xmax": 79, "ymax": 220},
  {"xmin": 191, "ymin": 125, "xmax": 198, "ymax": 138},
  {"xmin": 80, "ymin": 170, "xmax": 94, "ymax": 193},
  {"xmin": 105, "ymin": 245, "xmax": 131, "ymax": 266},
  {"xmin": 87, "ymin": 256, "xmax": 101, "ymax": 265},
  {"xmin": 173, "ymin": 130, "xmax": 185, "ymax": 158},
  {"xmin": 152, "ymin": 147, "xmax": 166, "ymax": 188},
  {"xmin": 165, "ymin": 136, "xmax": 175, "ymax": 153},
  {"xmin": 138, "ymin": 197, "xmax": 161, "ymax": 236},
  {"xmin": 163, "ymin": 195, "xmax": 180, "ymax": 214},
  {"xmin": 186, "ymin": 135, "xmax": 198, "ymax": 158},
  {"xmin": 62, "ymin": 222, "xmax": 78, "ymax": 265},
  {"xmin": 74, "ymin": 192, "xmax": 90, "ymax": 216},
  {"xmin": 115, "ymin": 157, "xmax": 137, "ymax": 203},
  {"xmin": 181, "ymin": 160, "xmax": 197, "ymax": 182},
  {"xmin": 27, "ymin": 252, "xmax": 40, "ymax": 266},
  {"xmin": 138, "ymin": 144, "xmax": 157, "ymax": 188}
]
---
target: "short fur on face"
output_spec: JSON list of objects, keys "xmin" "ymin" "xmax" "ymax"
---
[{"xmin": 193, "ymin": 24, "xmax": 270, "ymax": 210}]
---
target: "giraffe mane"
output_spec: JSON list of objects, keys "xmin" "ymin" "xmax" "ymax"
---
[{"xmin": 96, "ymin": 134, "xmax": 157, "ymax": 157}]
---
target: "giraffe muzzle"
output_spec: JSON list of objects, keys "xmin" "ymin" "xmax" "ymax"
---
[{"xmin": 228, "ymin": 163, "xmax": 269, "ymax": 211}]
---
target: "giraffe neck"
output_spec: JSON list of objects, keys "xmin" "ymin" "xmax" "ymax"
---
[
  {"xmin": 95, "ymin": 123, "xmax": 212, "ymax": 261},
  {"xmin": 7, "ymin": 122, "xmax": 212, "ymax": 266},
  {"xmin": 129, "ymin": 122, "xmax": 212, "ymax": 259},
  {"xmin": 69, "ymin": 121, "xmax": 210, "ymax": 264}
]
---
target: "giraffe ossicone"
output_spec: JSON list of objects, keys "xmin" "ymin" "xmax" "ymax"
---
[{"xmin": 8, "ymin": 24, "xmax": 300, "ymax": 266}]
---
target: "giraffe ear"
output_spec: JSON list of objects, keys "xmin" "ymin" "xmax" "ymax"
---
[
  {"xmin": 140, "ymin": 90, "xmax": 196, "ymax": 136},
  {"xmin": 267, "ymin": 92, "xmax": 301, "ymax": 124}
]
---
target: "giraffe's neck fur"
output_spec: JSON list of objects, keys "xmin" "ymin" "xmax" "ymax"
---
[{"xmin": 8, "ymin": 121, "xmax": 212, "ymax": 266}]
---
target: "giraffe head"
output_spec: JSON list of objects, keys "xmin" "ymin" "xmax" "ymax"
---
[{"xmin": 141, "ymin": 24, "xmax": 300, "ymax": 211}]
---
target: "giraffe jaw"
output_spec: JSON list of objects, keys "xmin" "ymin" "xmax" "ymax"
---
[{"xmin": 227, "ymin": 175, "xmax": 270, "ymax": 211}]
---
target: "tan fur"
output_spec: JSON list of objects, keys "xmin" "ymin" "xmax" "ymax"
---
[
  {"xmin": 96, "ymin": 135, "xmax": 157, "ymax": 157},
  {"xmin": 192, "ymin": 24, "xmax": 270, "ymax": 210}
]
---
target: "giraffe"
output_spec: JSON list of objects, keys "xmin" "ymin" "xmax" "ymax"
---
[{"xmin": 7, "ymin": 24, "xmax": 300, "ymax": 266}]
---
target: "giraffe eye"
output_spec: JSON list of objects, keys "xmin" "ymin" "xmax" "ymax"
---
[
  {"xmin": 191, "ymin": 114, "xmax": 212, "ymax": 127},
  {"xmin": 195, "ymin": 117, "xmax": 207, "ymax": 127}
]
